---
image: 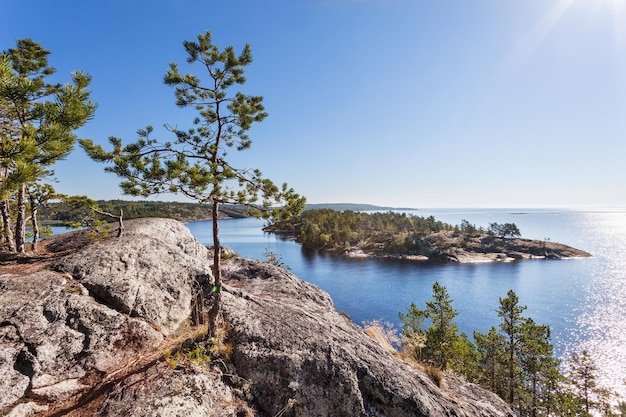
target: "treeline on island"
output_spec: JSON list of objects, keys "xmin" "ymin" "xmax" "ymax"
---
[
  {"xmin": 268, "ymin": 209, "xmax": 455, "ymax": 246},
  {"xmin": 266, "ymin": 209, "xmax": 593, "ymax": 262},
  {"xmin": 266, "ymin": 209, "xmax": 533, "ymax": 259}
]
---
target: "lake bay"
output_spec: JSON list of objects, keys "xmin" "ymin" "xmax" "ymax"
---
[{"xmin": 187, "ymin": 208, "xmax": 626, "ymax": 398}]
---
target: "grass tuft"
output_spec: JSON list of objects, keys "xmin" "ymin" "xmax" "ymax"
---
[
  {"xmin": 363, "ymin": 319, "xmax": 400, "ymax": 354},
  {"xmin": 423, "ymin": 364, "xmax": 444, "ymax": 387}
]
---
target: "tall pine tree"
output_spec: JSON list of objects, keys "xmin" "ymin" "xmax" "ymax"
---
[
  {"xmin": 81, "ymin": 31, "xmax": 305, "ymax": 338},
  {"xmin": 474, "ymin": 326, "xmax": 507, "ymax": 397},
  {"xmin": 497, "ymin": 289, "xmax": 527, "ymax": 404}
]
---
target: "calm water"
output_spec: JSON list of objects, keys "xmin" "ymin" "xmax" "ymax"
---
[{"xmin": 187, "ymin": 208, "xmax": 626, "ymax": 397}]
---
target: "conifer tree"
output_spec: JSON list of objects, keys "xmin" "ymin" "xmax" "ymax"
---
[
  {"xmin": 80, "ymin": 31, "xmax": 305, "ymax": 338},
  {"xmin": 474, "ymin": 326, "xmax": 507, "ymax": 396},
  {"xmin": 399, "ymin": 302, "xmax": 427, "ymax": 361},
  {"xmin": 0, "ymin": 39, "xmax": 96, "ymax": 252},
  {"xmin": 568, "ymin": 349, "xmax": 603, "ymax": 416},
  {"xmin": 492, "ymin": 290, "xmax": 566, "ymax": 416},
  {"xmin": 518, "ymin": 318, "xmax": 561, "ymax": 417},
  {"xmin": 422, "ymin": 281, "xmax": 460, "ymax": 371},
  {"xmin": 26, "ymin": 183, "xmax": 56, "ymax": 251},
  {"xmin": 497, "ymin": 289, "xmax": 527, "ymax": 404},
  {"xmin": 399, "ymin": 282, "xmax": 473, "ymax": 374}
]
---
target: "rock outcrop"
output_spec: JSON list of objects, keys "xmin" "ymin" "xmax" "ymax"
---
[
  {"xmin": 221, "ymin": 259, "xmax": 514, "ymax": 416},
  {"xmin": 0, "ymin": 218, "xmax": 515, "ymax": 417},
  {"xmin": 346, "ymin": 232, "xmax": 592, "ymax": 263}
]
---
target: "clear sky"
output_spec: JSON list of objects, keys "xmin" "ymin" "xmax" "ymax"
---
[{"xmin": 3, "ymin": 0, "xmax": 625, "ymax": 208}]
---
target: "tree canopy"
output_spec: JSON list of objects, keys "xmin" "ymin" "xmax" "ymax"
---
[
  {"xmin": 0, "ymin": 39, "xmax": 96, "ymax": 253},
  {"xmin": 80, "ymin": 31, "xmax": 305, "ymax": 337},
  {"xmin": 399, "ymin": 281, "xmax": 468, "ymax": 372},
  {"xmin": 488, "ymin": 222, "xmax": 522, "ymax": 239},
  {"xmin": 399, "ymin": 286, "xmax": 624, "ymax": 416}
]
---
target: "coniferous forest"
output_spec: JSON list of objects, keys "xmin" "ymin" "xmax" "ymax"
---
[{"xmin": 390, "ymin": 283, "xmax": 626, "ymax": 416}]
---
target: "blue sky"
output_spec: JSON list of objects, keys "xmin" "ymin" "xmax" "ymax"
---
[{"xmin": 3, "ymin": 0, "xmax": 626, "ymax": 208}]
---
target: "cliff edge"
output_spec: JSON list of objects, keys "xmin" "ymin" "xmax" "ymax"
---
[{"xmin": 0, "ymin": 218, "xmax": 515, "ymax": 417}]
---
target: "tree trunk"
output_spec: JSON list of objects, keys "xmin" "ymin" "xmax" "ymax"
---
[
  {"xmin": 30, "ymin": 205, "xmax": 40, "ymax": 252},
  {"xmin": 207, "ymin": 199, "xmax": 221, "ymax": 339},
  {"xmin": 531, "ymin": 376, "xmax": 537, "ymax": 417},
  {"xmin": 116, "ymin": 208, "xmax": 124, "ymax": 237},
  {"xmin": 508, "ymin": 345, "xmax": 514, "ymax": 404},
  {"xmin": 91, "ymin": 207, "xmax": 125, "ymax": 237},
  {"xmin": 0, "ymin": 200, "xmax": 16, "ymax": 252},
  {"xmin": 15, "ymin": 184, "xmax": 27, "ymax": 253}
]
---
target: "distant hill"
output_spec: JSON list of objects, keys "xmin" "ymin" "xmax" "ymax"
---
[
  {"xmin": 305, "ymin": 203, "xmax": 418, "ymax": 212},
  {"xmin": 40, "ymin": 200, "xmax": 252, "ymax": 223}
]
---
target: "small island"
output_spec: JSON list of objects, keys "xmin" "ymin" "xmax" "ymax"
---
[{"xmin": 266, "ymin": 209, "xmax": 592, "ymax": 263}]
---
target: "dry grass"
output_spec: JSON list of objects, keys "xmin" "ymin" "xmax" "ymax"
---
[
  {"xmin": 362, "ymin": 321, "xmax": 446, "ymax": 389},
  {"xmin": 0, "ymin": 229, "xmax": 94, "ymax": 275},
  {"xmin": 395, "ymin": 350, "xmax": 445, "ymax": 387},
  {"xmin": 363, "ymin": 319, "xmax": 400, "ymax": 354},
  {"xmin": 163, "ymin": 315, "xmax": 235, "ymax": 368},
  {"xmin": 423, "ymin": 364, "xmax": 444, "ymax": 387}
]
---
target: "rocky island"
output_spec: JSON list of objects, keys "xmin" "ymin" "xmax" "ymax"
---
[
  {"xmin": 266, "ymin": 209, "xmax": 592, "ymax": 263},
  {"xmin": 342, "ymin": 231, "xmax": 593, "ymax": 263},
  {"xmin": 0, "ymin": 218, "xmax": 515, "ymax": 417}
]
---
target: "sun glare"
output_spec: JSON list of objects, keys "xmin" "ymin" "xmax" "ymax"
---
[
  {"xmin": 589, "ymin": 0, "xmax": 626, "ymax": 67},
  {"xmin": 481, "ymin": 0, "xmax": 574, "ymax": 98},
  {"xmin": 599, "ymin": 0, "xmax": 626, "ymax": 19},
  {"xmin": 605, "ymin": 0, "xmax": 626, "ymax": 9}
]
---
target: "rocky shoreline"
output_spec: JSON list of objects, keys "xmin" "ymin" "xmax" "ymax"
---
[
  {"xmin": 266, "ymin": 226, "xmax": 593, "ymax": 264},
  {"xmin": 342, "ymin": 232, "xmax": 592, "ymax": 263}
]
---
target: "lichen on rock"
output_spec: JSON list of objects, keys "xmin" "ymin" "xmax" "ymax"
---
[{"xmin": 0, "ymin": 218, "xmax": 515, "ymax": 417}]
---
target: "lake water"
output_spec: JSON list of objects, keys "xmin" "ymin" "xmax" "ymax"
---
[{"xmin": 187, "ymin": 208, "xmax": 626, "ymax": 397}]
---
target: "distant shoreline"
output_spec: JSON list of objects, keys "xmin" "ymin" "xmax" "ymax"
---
[{"xmin": 267, "ymin": 228, "xmax": 592, "ymax": 264}]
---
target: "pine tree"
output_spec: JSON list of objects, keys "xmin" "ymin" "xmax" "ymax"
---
[
  {"xmin": 399, "ymin": 282, "xmax": 472, "ymax": 374},
  {"xmin": 80, "ymin": 31, "xmax": 305, "ymax": 338},
  {"xmin": 497, "ymin": 289, "xmax": 527, "ymax": 404},
  {"xmin": 422, "ymin": 281, "xmax": 460, "ymax": 371},
  {"xmin": 489, "ymin": 291, "xmax": 569, "ymax": 416},
  {"xmin": 0, "ymin": 39, "xmax": 96, "ymax": 252},
  {"xmin": 566, "ymin": 349, "xmax": 616, "ymax": 416},
  {"xmin": 474, "ymin": 326, "xmax": 507, "ymax": 396},
  {"xmin": 26, "ymin": 183, "xmax": 56, "ymax": 251},
  {"xmin": 399, "ymin": 302, "xmax": 427, "ymax": 361},
  {"xmin": 518, "ymin": 318, "xmax": 561, "ymax": 417}
]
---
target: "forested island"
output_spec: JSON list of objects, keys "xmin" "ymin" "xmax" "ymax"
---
[{"xmin": 265, "ymin": 209, "xmax": 592, "ymax": 263}]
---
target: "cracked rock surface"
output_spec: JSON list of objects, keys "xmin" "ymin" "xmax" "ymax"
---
[
  {"xmin": 221, "ymin": 258, "xmax": 516, "ymax": 417},
  {"xmin": 0, "ymin": 219, "xmax": 216, "ymax": 416},
  {"xmin": 0, "ymin": 218, "xmax": 515, "ymax": 417}
]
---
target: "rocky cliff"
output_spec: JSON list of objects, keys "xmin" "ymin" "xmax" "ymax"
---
[{"xmin": 0, "ymin": 218, "xmax": 516, "ymax": 417}]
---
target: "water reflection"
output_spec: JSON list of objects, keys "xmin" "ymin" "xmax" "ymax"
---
[{"xmin": 567, "ymin": 211, "xmax": 626, "ymax": 400}]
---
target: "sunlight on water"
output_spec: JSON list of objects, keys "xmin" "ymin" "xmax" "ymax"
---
[{"xmin": 564, "ymin": 211, "xmax": 626, "ymax": 400}]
